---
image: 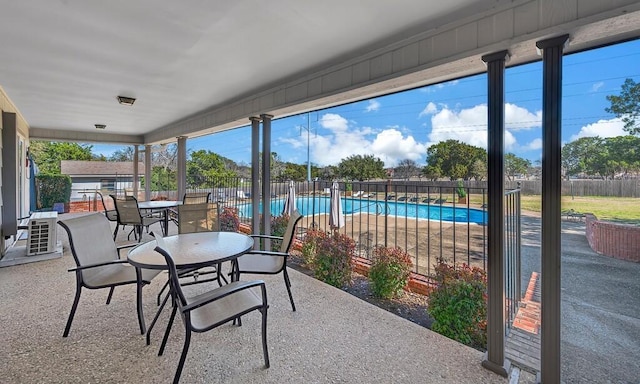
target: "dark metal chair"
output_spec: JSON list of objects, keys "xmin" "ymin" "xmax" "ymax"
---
[
  {"xmin": 156, "ymin": 203, "xmax": 228, "ymax": 305},
  {"xmin": 233, "ymin": 210, "xmax": 303, "ymax": 311},
  {"xmin": 111, "ymin": 195, "xmax": 164, "ymax": 241},
  {"xmin": 95, "ymin": 191, "xmax": 118, "ymax": 223},
  {"xmin": 153, "ymin": 234, "xmax": 269, "ymax": 384},
  {"xmin": 58, "ymin": 213, "xmax": 162, "ymax": 337},
  {"xmin": 169, "ymin": 191, "xmax": 212, "ymax": 226}
]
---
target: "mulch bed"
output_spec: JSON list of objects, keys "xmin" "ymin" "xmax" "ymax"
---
[{"xmin": 288, "ymin": 255, "xmax": 433, "ymax": 329}]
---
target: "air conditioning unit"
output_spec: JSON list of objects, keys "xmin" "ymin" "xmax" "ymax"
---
[{"xmin": 27, "ymin": 212, "xmax": 58, "ymax": 256}]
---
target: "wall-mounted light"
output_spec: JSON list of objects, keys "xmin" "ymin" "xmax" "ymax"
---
[
  {"xmin": 95, "ymin": 124, "xmax": 106, "ymax": 129},
  {"xmin": 117, "ymin": 96, "xmax": 136, "ymax": 106}
]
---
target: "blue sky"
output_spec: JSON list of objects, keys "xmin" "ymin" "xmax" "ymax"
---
[{"xmin": 93, "ymin": 39, "xmax": 639, "ymax": 167}]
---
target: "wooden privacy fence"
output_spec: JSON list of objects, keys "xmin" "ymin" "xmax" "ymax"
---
[{"xmin": 380, "ymin": 179, "xmax": 640, "ymax": 198}]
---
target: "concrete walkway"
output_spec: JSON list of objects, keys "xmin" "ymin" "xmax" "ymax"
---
[
  {"xmin": 0, "ymin": 213, "xmax": 506, "ymax": 384},
  {"xmin": 520, "ymin": 216, "xmax": 640, "ymax": 384}
]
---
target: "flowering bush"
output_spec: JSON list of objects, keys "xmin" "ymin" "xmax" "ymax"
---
[
  {"xmin": 300, "ymin": 229, "xmax": 324, "ymax": 267},
  {"xmin": 313, "ymin": 232, "xmax": 356, "ymax": 288},
  {"xmin": 219, "ymin": 207, "xmax": 240, "ymax": 232},
  {"xmin": 368, "ymin": 246, "xmax": 413, "ymax": 299},
  {"xmin": 427, "ymin": 262, "xmax": 487, "ymax": 349}
]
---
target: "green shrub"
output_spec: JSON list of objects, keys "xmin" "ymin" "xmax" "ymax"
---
[
  {"xmin": 36, "ymin": 174, "xmax": 71, "ymax": 209},
  {"xmin": 427, "ymin": 262, "xmax": 487, "ymax": 349},
  {"xmin": 368, "ymin": 246, "xmax": 413, "ymax": 299},
  {"xmin": 219, "ymin": 207, "xmax": 240, "ymax": 232},
  {"xmin": 300, "ymin": 229, "xmax": 324, "ymax": 267},
  {"xmin": 314, "ymin": 232, "xmax": 355, "ymax": 288},
  {"xmin": 456, "ymin": 180, "xmax": 467, "ymax": 199},
  {"xmin": 269, "ymin": 214, "xmax": 290, "ymax": 251}
]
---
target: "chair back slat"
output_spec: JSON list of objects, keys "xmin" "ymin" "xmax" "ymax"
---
[
  {"xmin": 182, "ymin": 192, "xmax": 211, "ymax": 205},
  {"xmin": 177, "ymin": 203, "xmax": 219, "ymax": 234},
  {"xmin": 58, "ymin": 213, "xmax": 120, "ymax": 283},
  {"xmin": 111, "ymin": 195, "xmax": 142, "ymax": 225},
  {"xmin": 279, "ymin": 210, "xmax": 303, "ymax": 253}
]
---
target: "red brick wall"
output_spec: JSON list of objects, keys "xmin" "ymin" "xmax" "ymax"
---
[{"xmin": 585, "ymin": 214, "xmax": 640, "ymax": 263}]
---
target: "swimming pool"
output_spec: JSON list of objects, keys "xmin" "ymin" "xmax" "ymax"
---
[{"xmin": 237, "ymin": 196, "xmax": 487, "ymax": 225}]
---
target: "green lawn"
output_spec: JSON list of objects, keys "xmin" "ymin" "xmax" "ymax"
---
[
  {"xmin": 521, "ymin": 195, "xmax": 640, "ymax": 223},
  {"xmin": 468, "ymin": 194, "xmax": 640, "ymax": 223}
]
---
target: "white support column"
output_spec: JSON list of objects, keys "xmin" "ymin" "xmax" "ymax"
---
[
  {"xmin": 250, "ymin": 116, "xmax": 261, "ymax": 237},
  {"xmin": 133, "ymin": 145, "xmax": 139, "ymax": 199},
  {"xmin": 177, "ymin": 137, "xmax": 187, "ymax": 201},
  {"xmin": 144, "ymin": 144, "xmax": 151, "ymax": 201}
]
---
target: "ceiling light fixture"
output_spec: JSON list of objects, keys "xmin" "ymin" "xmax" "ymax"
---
[
  {"xmin": 117, "ymin": 96, "xmax": 136, "ymax": 106},
  {"xmin": 95, "ymin": 124, "xmax": 106, "ymax": 129}
]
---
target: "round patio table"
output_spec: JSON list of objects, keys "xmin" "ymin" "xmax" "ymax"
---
[{"xmin": 128, "ymin": 231, "xmax": 255, "ymax": 345}]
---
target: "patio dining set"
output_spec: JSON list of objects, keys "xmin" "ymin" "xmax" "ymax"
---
[{"xmin": 58, "ymin": 192, "xmax": 303, "ymax": 384}]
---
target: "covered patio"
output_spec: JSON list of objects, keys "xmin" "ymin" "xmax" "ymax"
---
[
  {"xmin": 2, "ymin": 1, "xmax": 640, "ymax": 382},
  {"xmin": 0, "ymin": 216, "xmax": 506, "ymax": 384}
]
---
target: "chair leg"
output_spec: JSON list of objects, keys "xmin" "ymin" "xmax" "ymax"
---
[
  {"xmin": 261, "ymin": 306, "xmax": 270, "ymax": 368},
  {"xmin": 106, "ymin": 286, "xmax": 115, "ymax": 305},
  {"xmin": 173, "ymin": 325, "xmax": 192, "ymax": 384},
  {"xmin": 63, "ymin": 280, "xmax": 82, "ymax": 337},
  {"xmin": 159, "ymin": 304, "xmax": 178, "ymax": 356},
  {"xmin": 136, "ymin": 271, "xmax": 146, "ymax": 335},
  {"xmin": 113, "ymin": 224, "xmax": 119, "ymax": 241},
  {"xmin": 147, "ymin": 289, "xmax": 172, "ymax": 346},
  {"xmin": 283, "ymin": 269, "xmax": 296, "ymax": 311},
  {"xmin": 157, "ymin": 278, "xmax": 170, "ymax": 306}
]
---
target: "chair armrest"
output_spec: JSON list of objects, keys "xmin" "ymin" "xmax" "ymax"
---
[
  {"xmin": 68, "ymin": 259, "xmax": 128, "ymax": 272},
  {"xmin": 249, "ymin": 234, "xmax": 284, "ymax": 242},
  {"xmin": 243, "ymin": 250, "xmax": 289, "ymax": 258},
  {"xmin": 182, "ymin": 280, "xmax": 265, "ymax": 313}
]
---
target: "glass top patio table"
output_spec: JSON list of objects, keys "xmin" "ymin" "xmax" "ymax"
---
[{"xmin": 127, "ymin": 231, "xmax": 254, "ymax": 270}]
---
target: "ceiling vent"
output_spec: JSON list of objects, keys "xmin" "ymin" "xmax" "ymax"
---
[
  {"xmin": 117, "ymin": 96, "xmax": 136, "ymax": 106},
  {"xmin": 95, "ymin": 124, "xmax": 106, "ymax": 129}
]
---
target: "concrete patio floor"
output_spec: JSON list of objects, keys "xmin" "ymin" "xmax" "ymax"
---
[{"xmin": 0, "ymin": 213, "xmax": 506, "ymax": 384}]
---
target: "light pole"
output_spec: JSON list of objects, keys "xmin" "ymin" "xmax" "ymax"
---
[{"xmin": 298, "ymin": 112, "xmax": 315, "ymax": 182}]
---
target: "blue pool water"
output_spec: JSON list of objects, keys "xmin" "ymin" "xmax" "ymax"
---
[{"xmin": 237, "ymin": 196, "xmax": 487, "ymax": 225}]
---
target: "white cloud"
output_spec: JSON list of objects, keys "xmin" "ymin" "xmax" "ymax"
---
[
  {"xmin": 319, "ymin": 113, "xmax": 349, "ymax": 132},
  {"xmin": 284, "ymin": 113, "xmax": 426, "ymax": 167},
  {"xmin": 590, "ymin": 81, "xmax": 604, "ymax": 92},
  {"xmin": 505, "ymin": 103, "xmax": 542, "ymax": 130},
  {"xmin": 418, "ymin": 102, "xmax": 438, "ymax": 117},
  {"xmin": 570, "ymin": 117, "xmax": 626, "ymax": 141},
  {"xmin": 523, "ymin": 138, "xmax": 543, "ymax": 151},
  {"xmin": 365, "ymin": 99, "xmax": 380, "ymax": 112},
  {"xmin": 370, "ymin": 129, "xmax": 426, "ymax": 166},
  {"xmin": 427, "ymin": 103, "xmax": 541, "ymax": 150}
]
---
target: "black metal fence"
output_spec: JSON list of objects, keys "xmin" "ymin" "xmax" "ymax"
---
[
  {"xmin": 178, "ymin": 177, "xmax": 522, "ymax": 281},
  {"xmin": 504, "ymin": 185, "xmax": 522, "ymax": 334}
]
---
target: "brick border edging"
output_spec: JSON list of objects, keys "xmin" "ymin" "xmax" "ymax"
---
[{"xmin": 585, "ymin": 214, "xmax": 640, "ymax": 263}]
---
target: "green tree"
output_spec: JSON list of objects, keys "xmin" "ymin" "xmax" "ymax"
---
[
  {"xmin": 504, "ymin": 153, "xmax": 531, "ymax": 181},
  {"xmin": 562, "ymin": 137, "xmax": 605, "ymax": 178},
  {"xmin": 337, "ymin": 154, "xmax": 385, "ymax": 181},
  {"xmin": 187, "ymin": 150, "xmax": 237, "ymax": 187},
  {"xmin": 30, "ymin": 141, "xmax": 94, "ymax": 174},
  {"xmin": 424, "ymin": 140, "xmax": 486, "ymax": 180},
  {"xmin": 280, "ymin": 162, "xmax": 307, "ymax": 181},
  {"xmin": 606, "ymin": 78, "xmax": 640, "ymax": 135},
  {"xmin": 470, "ymin": 159, "xmax": 487, "ymax": 181}
]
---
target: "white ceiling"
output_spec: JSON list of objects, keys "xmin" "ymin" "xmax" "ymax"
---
[
  {"xmin": 1, "ymin": 1, "xmax": 640, "ymax": 144},
  {"xmin": 1, "ymin": 0, "xmax": 490, "ymax": 136}
]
